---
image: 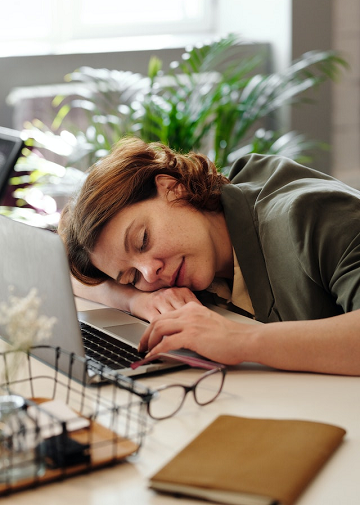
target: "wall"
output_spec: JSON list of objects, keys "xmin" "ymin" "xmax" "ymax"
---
[
  {"xmin": 331, "ymin": 0, "xmax": 360, "ymax": 188},
  {"xmin": 0, "ymin": 47, "xmax": 186, "ymax": 130},
  {"xmin": 216, "ymin": 0, "xmax": 291, "ymax": 72},
  {"xmin": 291, "ymin": 0, "xmax": 333, "ymax": 174},
  {"xmin": 1, "ymin": 0, "xmax": 358, "ymax": 184},
  {"xmin": 216, "ymin": 0, "xmax": 292, "ymax": 133}
]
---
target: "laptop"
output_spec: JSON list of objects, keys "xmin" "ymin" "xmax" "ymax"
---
[
  {"xmin": 0, "ymin": 127, "xmax": 24, "ymax": 203},
  {"xmin": 0, "ymin": 214, "xmax": 185, "ymax": 383}
]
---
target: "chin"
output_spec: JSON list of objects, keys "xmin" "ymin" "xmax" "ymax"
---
[{"xmin": 190, "ymin": 277, "xmax": 214, "ymax": 292}]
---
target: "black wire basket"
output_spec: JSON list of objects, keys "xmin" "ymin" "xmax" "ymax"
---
[{"xmin": 0, "ymin": 345, "xmax": 154, "ymax": 496}]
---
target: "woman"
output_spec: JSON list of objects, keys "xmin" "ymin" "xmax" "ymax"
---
[{"xmin": 59, "ymin": 137, "xmax": 360, "ymax": 376}]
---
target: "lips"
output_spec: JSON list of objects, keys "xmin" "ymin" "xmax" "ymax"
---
[
  {"xmin": 174, "ymin": 257, "xmax": 185, "ymax": 287},
  {"xmin": 170, "ymin": 260, "xmax": 182, "ymax": 287}
]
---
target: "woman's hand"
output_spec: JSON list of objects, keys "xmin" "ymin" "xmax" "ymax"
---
[
  {"xmin": 129, "ymin": 287, "xmax": 201, "ymax": 322},
  {"xmin": 72, "ymin": 276, "xmax": 200, "ymax": 322},
  {"xmin": 139, "ymin": 304, "xmax": 360, "ymax": 376},
  {"xmin": 138, "ymin": 302, "xmax": 256, "ymax": 365}
]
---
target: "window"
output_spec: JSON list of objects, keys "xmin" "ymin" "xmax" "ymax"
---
[
  {"xmin": 1, "ymin": 0, "xmax": 216, "ymax": 57},
  {"xmin": 1, "ymin": 0, "xmax": 53, "ymax": 42},
  {"xmin": 76, "ymin": 0, "xmax": 214, "ymax": 38}
]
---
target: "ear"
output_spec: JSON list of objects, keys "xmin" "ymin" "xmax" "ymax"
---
[{"xmin": 155, "ymin": 174, "xmax": 186, "ymax": 201}]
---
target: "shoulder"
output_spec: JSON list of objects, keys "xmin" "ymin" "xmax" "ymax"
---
[
  {"xmin": 222, "ymin": 153, "xmax": 360, "ymax": 248},
  {"xmin": 228, "ymin": 153, "xmax": 336, "ymax": 186},
  {"xmin": 225, "ymin": 153, "xmax": 360, "ymax": 211}
]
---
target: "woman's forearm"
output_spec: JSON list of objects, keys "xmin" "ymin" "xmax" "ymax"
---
[
  {"xmin": 71, "ymin": 277, "xmax": 134, "ymax": 312},
  {"xmin": 71, "ymin": 277, "xmax": 201, "ymax": 322},
  {"xmin": 140, "ymin": 303, "xmax": 360, "ymax": 376},
  {"xmin": 252, "ymin": 310, "xmax": 360, "ymax": 376}
]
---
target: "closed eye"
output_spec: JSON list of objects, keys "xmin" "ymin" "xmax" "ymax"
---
[
  {"xmin": 130, "ymin": 229, "xmax": 148, "ymax": 286},
  {"xmin": 140, "ymin": 229, "xmax": 149, "ymax": 252}
]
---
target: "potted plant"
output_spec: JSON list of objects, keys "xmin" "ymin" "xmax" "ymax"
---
[
  {"xmin": 1, "ymin": 34, "xmax": 347, "ymax": 227},
  {"xmin": 50, "ymin": 33, "xmax": 347, "ymax": 173}
]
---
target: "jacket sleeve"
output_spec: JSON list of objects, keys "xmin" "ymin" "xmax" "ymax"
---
[{"xmin": 279, "ymin": 180, "xmax": 360, "ymax": 312}]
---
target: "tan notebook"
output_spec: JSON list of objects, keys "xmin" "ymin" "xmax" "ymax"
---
[{"xmin": 150, "ymin": 415, "xmax": 346, "ymax": 505}]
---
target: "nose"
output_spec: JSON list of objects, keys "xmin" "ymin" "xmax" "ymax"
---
[{"xmin": 138, "ymin": 257, "xmax": 163, "ymax": 285}]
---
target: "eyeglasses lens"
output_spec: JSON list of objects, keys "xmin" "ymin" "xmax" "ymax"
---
[
  {"xmin": 194, "ymin": 370, "xmax": 224, "ymax": 405},
  {"xmin": 149, "ymin": 385, "xmax": 185, "ymax": 420}
]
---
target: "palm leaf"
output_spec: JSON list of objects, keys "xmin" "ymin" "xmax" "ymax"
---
[
  {"xmin": 21, "ymin": 34, "xmax": 347, "ymax": 172},
  {"xmin": 213, "ymin": 50, "xmax": 347, "ymax": 166}
]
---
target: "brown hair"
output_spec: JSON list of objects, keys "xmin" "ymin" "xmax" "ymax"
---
[{"xmin": 58, "ymin": 137, "xmax": 229, "ymax": 285}]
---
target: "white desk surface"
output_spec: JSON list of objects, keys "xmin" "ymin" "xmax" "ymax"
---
[{"xmin": 2, "ymin": 298, "xmax": 360, "ymax": 505}]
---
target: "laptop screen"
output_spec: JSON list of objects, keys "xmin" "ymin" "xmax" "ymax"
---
[{"xmin": 0, "ymin": 127, "xmax": 24, "ymax": 203}]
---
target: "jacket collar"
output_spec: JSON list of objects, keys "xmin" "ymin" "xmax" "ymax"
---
[{"xmin": 221, "ymin": 184, "xmax": 275, "ymax": 323}]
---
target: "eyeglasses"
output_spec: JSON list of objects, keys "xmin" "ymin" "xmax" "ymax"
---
[
  {"xmin": 147, "ymin": 367, "xmax": 226, "ymax": 420},
  {"xmin": 131, "ymin": 352, "xmax": 227, "ymax": 420}
]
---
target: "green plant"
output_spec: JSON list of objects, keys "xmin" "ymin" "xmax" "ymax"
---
[{"xmin": 50, "ymin": 33, "xmax": 347, "ymax": 172}]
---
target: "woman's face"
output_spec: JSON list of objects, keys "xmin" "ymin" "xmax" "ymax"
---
[{"xmin": 90, "ymin": 175, "xmax": 233, "ymax": 292}]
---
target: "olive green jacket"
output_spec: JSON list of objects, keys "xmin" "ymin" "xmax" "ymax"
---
[{"xmin": 221, "ymin": 154, "xmax": 360, "ymax": 323}]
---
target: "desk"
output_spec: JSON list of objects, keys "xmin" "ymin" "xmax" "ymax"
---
[{"xmin": 2, "ymin": 299, "xmax": 360, "ymax": 505}]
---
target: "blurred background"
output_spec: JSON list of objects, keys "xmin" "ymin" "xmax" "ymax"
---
[{"xmin": 0, "ymin": 0, "xmax": 358, "ymax": 226}]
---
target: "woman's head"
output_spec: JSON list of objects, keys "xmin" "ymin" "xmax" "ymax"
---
[{"xmin": 59, "ymin": 137, "xmax": 230, "ymax": 287}]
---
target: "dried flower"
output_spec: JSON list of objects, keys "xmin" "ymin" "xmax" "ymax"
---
[{"xmin": 0, "ymin": 287, "xmax": 57, "ymax": 381}]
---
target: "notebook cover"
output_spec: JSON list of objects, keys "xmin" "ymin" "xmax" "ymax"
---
[{"xmin": 150, "ymin": 415, "xmax": 346, "ymax": 505}]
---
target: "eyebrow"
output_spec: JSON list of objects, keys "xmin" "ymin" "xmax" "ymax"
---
[{"xmin": 115, "ymin": 220, "xmax": 135, "ymax": 284}]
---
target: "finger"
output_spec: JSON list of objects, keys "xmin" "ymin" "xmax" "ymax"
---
[
  {"xmin": 147, "ymin": 322, "xmax": 186, "ymax": 351},
  {"xmin": 155, "ymin": 297, "xmax": 185, "ymax": 313},
  {"xmin": 156, "ymin": 290, "xmax": 200, "ymax": 312},
  {"xmin": 138, "ymin": 302, "xmax": 201, "ymax": 350},
  {"xmin": 138, "ymin": 319, "xmax": 168, "ymax": 352},
  {"xmin": 138, "ymin": 324, "xmax": 152, "ymax": 352},
  {"xmin": 146, "ymin": 331, "xmax": 196, "ymax": 357},
  {"xmin": 138, "ymin": 316, "xmax": 184, "ymax": 352},
  {"xmin": 143, "ymin": 305, "xmax": 162, "ymax": 322},
  {"xmin": 141, "ymin": 293, "xmax": 193, "ymax": 321},
  {"xmin": 178, "ymin": 290, "xmax": 201, "ymax": 304}
]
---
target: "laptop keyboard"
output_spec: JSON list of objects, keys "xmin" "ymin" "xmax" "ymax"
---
[{"xmin": 79, "ymin": 321, "xmax": 145, "ymax": 370}]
